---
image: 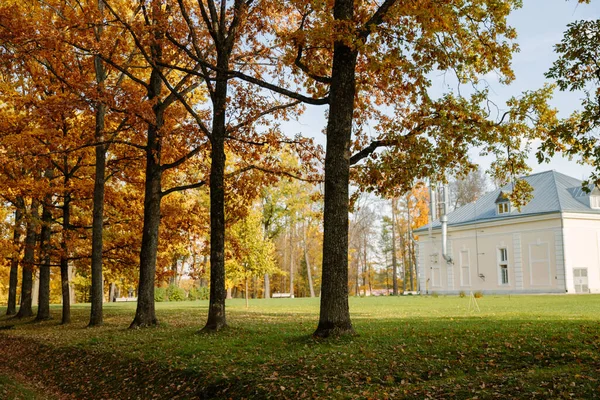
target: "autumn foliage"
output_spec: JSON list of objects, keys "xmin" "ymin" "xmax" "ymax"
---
[{"xmin": 0, "ymin": 0, "xmax": 567, "ymax": 335}]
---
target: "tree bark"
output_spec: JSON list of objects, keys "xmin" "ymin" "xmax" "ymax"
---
[
  {"xmin": 203, "ymin": 53, "xmax": 229, "ymax": 332},
  {"xmin": 130, "ymin": 29, "xmax": 165, "ymax": 328},
  {"xmin": 36, "ymin": 198, "xmax": 53, "ymax": 321},
  {"xmin": 406, "ymin": 196, "xmax": 414, "ymax": 292},
  {"xmin": 364, "ymin": 234, "xmax": 371, "ymax": 295},
  {"xmin": 16, "ymin": 200, "xmax": 39, "ymax": 319},
  {"xmin": 289, "ymin": 225, "xmax": 295, "ymax": 298},
  {"xmin": 245, "ymin": 276, "xmax": 249, "ymax": 308},
  {"xmin": 89, "ymin": 21, "xmax": 107, "ymax": 326},
  {"xmin": 129, "ymin": 103, "xmax": 162, "ymax": 329},
  {"xmin": 108, "ymin": 283, "xmax": 116, "ymax": 302},
  {"xmin": 264, "ymin": 273, "xmax": 270, "ymax": 299},
  {"xmin": 314, "ymin": 0, "xmax": 357, "ymax": 338},
  {"xmin": 391, "ymin": 198, "xmax": 398, "ymax": 295},
  {"xmin": 303, "ymin": 222, "xmax": 316, "ymax": 298},
  {"xmin": 6, "ymin": 199, "xmax": 24, "ymax": 316},
  {"xmin": 60, "ymin": 192, "xmax": 71, "ymax": 324}
]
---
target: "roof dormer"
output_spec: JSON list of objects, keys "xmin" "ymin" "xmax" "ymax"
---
[
  {"xmin": 590, "ymin": 187, "xmax": 600, "ymax": 209},
  {"xmin": 570, "ymin": 185, "xmax": 600, "ymax": 209},
  {"xmin": 495, "ymin": 191, "xmax": 511, "ymax": 215}
]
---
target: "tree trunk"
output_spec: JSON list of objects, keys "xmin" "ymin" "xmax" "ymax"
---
[
  {"xmin": 60, "ymin": 193, "xmax": 71, "ymax": 324},
  {"xmin": 130, "ymin": 33, "xmax": 165, "ymax": 328},
  {"xmin": 314, "ymin": 0, "xmax": 357, "ymax": 338},
  {"xmin": 364, "ymin": 234, "xmax": 371, "ymax": 295},
  {"xmin": 6, "ymin": 200, "xmax": 24, "ymax": 316},
  {"xmin": 203, "ymin": 53, "xmax": 229, "ymax": 332},
  {"xmin": 355, "ymin": 256, "xmax": 360, "ymax": 296},
  {"xmin": 264, "ymin": 273, "xmax": 270, "ymax": 299},
  {"xmin": 245, "ymin": 276, "xmax": 249, "ymax": 308},
  {"xmin": 36, "ymin": 199, "xmax": 53, "ymax": 321},
  {"xmin": 32, "ymin": 272, "xmax": 39, "ymax": 307},
  {"xmin": 109, "ymin": 283, "xmax": 116, "ymax": 302},
  {"xmin": 129, "ymin": 120, "xmax": 162, "ymax": 328},
  {"xmin": 303, "ymin": 222, "xmax": 316, "ymax": 298},
  {"xmin": 16, "ymin": 200, "xmax": 39, "ymax": 319},
  {"xmin": 406, "ymin": 197, "xmax": 414, "ymax": 292},
  {"xmin": 391, "ymin": 198, "xmax": 398, "ymax": 295},
  {"xmin": 289, "ymin": 225, "xmax": 295, "ymax": 298},
  {"xmin": 89, "ymin": 0, "xmax": 107, "ymax": 328}
]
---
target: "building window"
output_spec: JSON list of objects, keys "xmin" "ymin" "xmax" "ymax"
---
[
  {"xmin": 460, "ymin": 250, "xmax": 470, "ymax": 286},
  {"xmin": 498, "ymin": 248, "xmax": 509, "ymax": 285},
  {"xmin": 497, "ymin": 202, "xmax": 509, "ymax": 214},
  {"xmin": 591, "ymin": 196, "xmax": 600, "ymax": 209}
]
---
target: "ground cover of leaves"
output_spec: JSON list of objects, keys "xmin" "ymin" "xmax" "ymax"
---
[{"xmin": 1, "ymin": 295, "xmax": 600, "ymax": 399}]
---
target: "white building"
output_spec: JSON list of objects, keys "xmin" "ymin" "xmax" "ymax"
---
[{"xmin": 415, "ymin": 171, "xmax": 600, "ymax": 294}]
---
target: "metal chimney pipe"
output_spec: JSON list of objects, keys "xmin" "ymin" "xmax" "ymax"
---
[{"xmin": 440, "ymin": 184, "xmax": 452, "ymax": 264}]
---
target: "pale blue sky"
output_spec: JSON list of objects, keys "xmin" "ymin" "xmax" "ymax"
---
[{"xmin": 284, "ymin": 0, "xmax": 600, "ymax": 182}]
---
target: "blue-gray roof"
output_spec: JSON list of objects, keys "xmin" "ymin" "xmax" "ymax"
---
[{"xmin": 416, "ymin": 170, "xmax": 600, "ymax": 232}]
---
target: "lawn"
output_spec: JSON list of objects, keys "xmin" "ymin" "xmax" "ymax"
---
[{"xmin": 1, "ymin": 295, "xmax": 600, "ymax": 399}]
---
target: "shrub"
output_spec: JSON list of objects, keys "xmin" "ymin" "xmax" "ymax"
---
[
  {"xmin": 459, "ymin": 291, "xmax": 466, "ymax": 298},
  {"xmin": 167, "ymin": 284, "xmax": 186, "ymax": 302},
  {"xmin": 154, "ymin": 287, "xmax": 166, "ymax": 302},
  {"xmin": 474, "ymin": 291, "xmax": 484, "ymax": 299},
  {"xmin": 431, "ymin": 291, "xmax": 439, "ymax": 298},
  {"xmin": 188, "ymin": 286, "xmax": 209, "ymax": 301}
]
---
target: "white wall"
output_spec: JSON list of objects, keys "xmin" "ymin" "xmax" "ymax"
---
[
  {"xmin": 562, "ymin": 214, "xmax": 600, "ymax": 293},
  {"xmin": 417, "ymin": 215, "xmax": 565, "ymax": 294}
]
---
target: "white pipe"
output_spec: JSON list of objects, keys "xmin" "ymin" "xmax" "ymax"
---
[{"xmin": 440, "ymin": 184, "xmax": 453, "ymax": 264}]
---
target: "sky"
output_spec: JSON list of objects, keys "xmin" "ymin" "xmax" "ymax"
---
[{"xmin": 283, "ymin": 0, "xmax": 600, "ymax": 183}]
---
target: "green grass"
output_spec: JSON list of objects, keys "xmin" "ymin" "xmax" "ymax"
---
[{"xmin": 1, "ymin": 295, "xmax": 600, "ymax": 398}]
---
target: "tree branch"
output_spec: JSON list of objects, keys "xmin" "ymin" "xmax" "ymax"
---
[{"xmin": 349, "ymin": 140, "xmax": 393, "ymax": 165}]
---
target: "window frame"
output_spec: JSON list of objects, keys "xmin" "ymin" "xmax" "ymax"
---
[
  {"xmin": 497, "ymin": 202, "xmax": 510, "ymax": 215},
  {"xmin": 498, "ymin": 247, "xmax": 509, "ymax": 285}
]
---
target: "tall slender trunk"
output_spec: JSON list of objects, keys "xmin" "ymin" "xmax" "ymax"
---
[
  {"xmin": 364, "ymin": 234, "xmax": 371, "ymax": 295},
  {"xmin": 130, "ymin": 32, "xmax": 165, "ymax": 328},
  {"xmin": 6, "ymin": 199, "xmax": 24, "ymax": 316},
  {"xmin": 406, "ymin": 196, "xmax": 414, "ymax": 292},
  {"xmin": 130, "ymin": 107, "xmax": 162, "ymax": 328},
  {"xmin": 109, "ymin": 283, "xmax": 116, "ymax": 302},
  {"xmin": 16, "ymin": 200, "xmax": 39, "ymax": 319},
  {"xmin": 89, "ymin": 10, "xmax": 107, "ymax": 325},
  {"xmin": 391, "ymin": 198, "xmax": 398, "ymax": 295},
  {"xmin": 60, "ymin": 192, "xmax": 71, "ymax": 324},
  {"xmin": 400, "ymin": 236, "xmax": 406, "ymax": 293},
  {"xmin": 289, "ymin": 224, "xmax": 295, "ymax": 298},
  {"xmin": 264, "ymin": 274, "xmax": 270, "ymax": 299},
  {"xmin": 303, "ymin": 222, "xmax": 316, "ymax": 298},
  {"xmin": 36, "ymin": 198, "xmax": 53, "ymax": 321},
  {"xmin": 245, "ymin": 276, "xmax": 249, "ymax": 308},
  {"xmin": 282, "ymin": 231, "xmax": 288, "ymax": 293},
  {"xmin": 203, "ymin": 53, "xmax": 229, "ymax": 332},
  {"xmin": 355, "ymin": 256, "xmax": 360, "ymax": 296},
  {"xmin": 314, "ymin": 0, "xmax": 357, "ymax": 337}
]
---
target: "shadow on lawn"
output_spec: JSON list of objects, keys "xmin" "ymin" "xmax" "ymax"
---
[{"xmin": 0, "ymin": 333, "xmax": 271, "ymax": 400}]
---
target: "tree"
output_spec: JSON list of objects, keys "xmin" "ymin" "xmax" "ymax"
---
[
  {"xmin": 539, "ymin": 15, "xmax": 600, "ymax": 187},
  {"xmin": 450, "ymin": 168, "xmax": 488, "ymax": 210},
  {"xmin": 234, "ymin": 0, "xmax": 557, "ymax": 336},
  {"xmin": 15, "ymin": 200, "xmax": 39, "ymax": 319},
  {"xmin": 226, "ymin": 208, "xmax": 278, "ymax": 307},
  {"xmin": 89, "ymin": 0, "xmax": 109, "ymax": 327}
]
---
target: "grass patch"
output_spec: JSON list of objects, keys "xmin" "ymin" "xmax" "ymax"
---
[{"xmin": 1, "ymin": 295, "xmax": 600, "ymax": 398}]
